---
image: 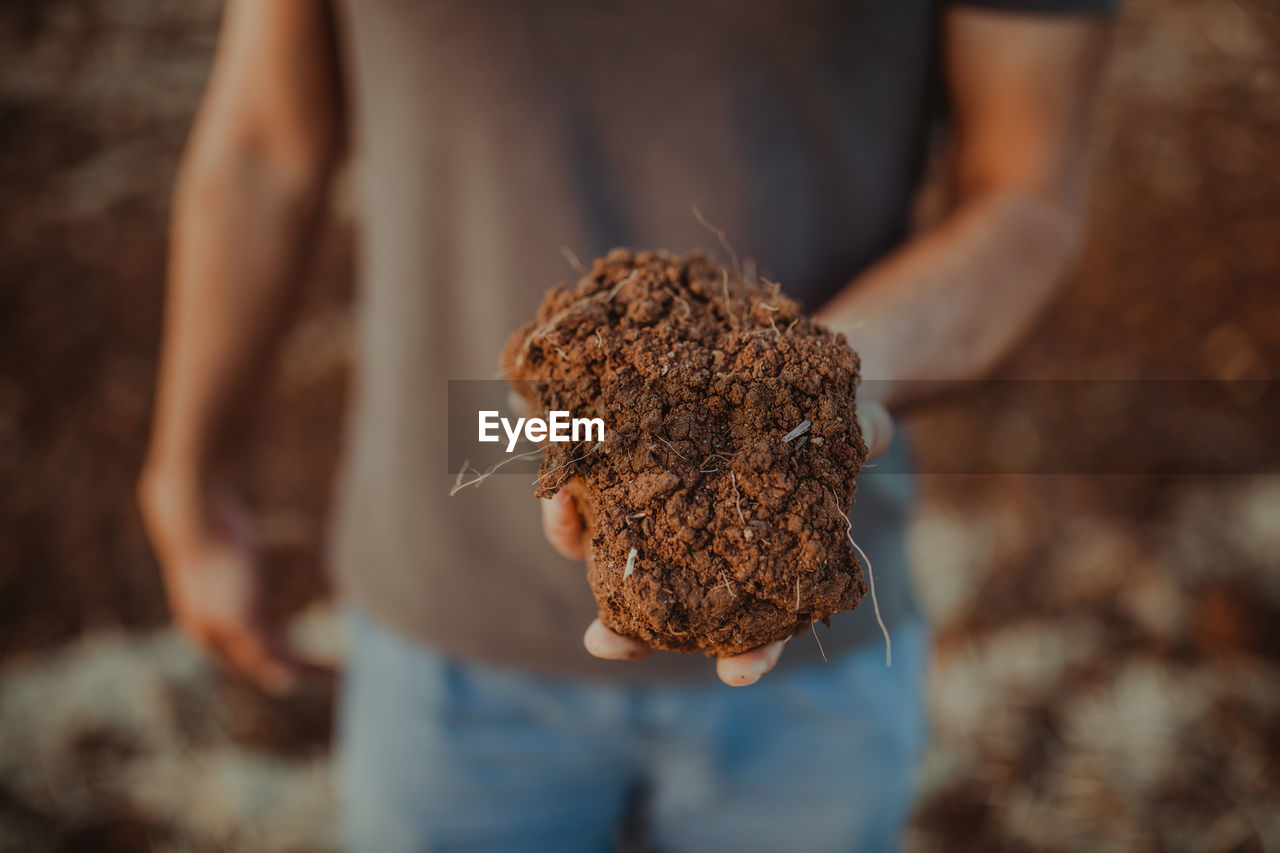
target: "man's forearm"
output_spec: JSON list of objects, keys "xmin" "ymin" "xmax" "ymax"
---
[
  {"xmin": 818, "ymin": 8, "xmax": 1110, "ymax": 412},
  {"xmin": 144, "ymin": 146, "xmax": 332, "ymax": 483},
  {"xmin": 818, "ymin": 187, "xmax": 1081, "ymax": 411}
]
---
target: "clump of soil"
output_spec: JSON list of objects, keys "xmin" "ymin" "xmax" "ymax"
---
[{"xmin": 501, "ymin": 249, "xmax": 869, "ymax": 656}]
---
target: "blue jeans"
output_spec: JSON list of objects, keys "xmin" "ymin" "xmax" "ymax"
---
[{"xmin": 338, "ymin": 610, "xmax": 929, "ymax": 852}]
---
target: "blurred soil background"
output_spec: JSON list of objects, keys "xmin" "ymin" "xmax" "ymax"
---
[{"xmin": 1, "ymin": 0, "xmax": 1277, "ymax": 850}]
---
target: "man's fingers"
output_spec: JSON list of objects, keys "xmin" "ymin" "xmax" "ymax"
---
[
  {"xmin": 191, "ymin": 616, "xmax": 308, "ymax": 696},
  {"xmin": 541, "ymin": 490, "xmax": 586, "ymax": 560},
  {"xmin": 583, "ymin": 618, "xmax": 787, "ymax": 682},
  {"xmin": 716, "ymin": 638, "xmax": 787, "ymax": 687},
  {"xmin": 180, "ymin": 620, "xmax": 224, "ymax": 661},
  {"xmin": 217, "ymin": 626, "xmax": 304, "ymax": 696},
  {"xmin": 583, "ymin": 618, "xmax": 652, "ymax": 661},
  {"xmin": 856, "ymin": 400, "xmax": 894, "ymax": 461},
  {"xmin": 190, "ymin": 615, "xmax": 333, "ymax": 694}
]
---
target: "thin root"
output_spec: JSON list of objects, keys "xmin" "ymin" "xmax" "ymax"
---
[
  {"xmin": 721, "ymin": 269, "xmax": 742, "ymax": 330},
  {"xmin": 515, "ymin": 270, "xmax": 638, "ymax": 366},
  {"xmin": 730, "ymin": 470, "xmax": 746, "ymax": 525},
  {"xmin": 450, "ymin": 447, "xmax": 544, "ymax": 496},
  {"xmin": 604, "ymin": 269, "xmax": 639, "ymax": 302},
  {"xmin": 691, "ymin": 204, "xmax": 740, "ymax": 274},
  {"xmin": 560, "ymin": 246, "xmax": 584, "ymax": 273},
  {"xmin": 664, "ymin": 285, "xmax": 693, "ymax": 319},
  {"xmin": 699, "ymin": 450, "xmax": 734, "ymax": 474},
  {"xmin": 654, "ymin": 434, "xmax": 689, "ymax": 461},
  {"xmin": 841, "ymin": 506, "xmax": 891, "ymax": 667},
  {"xmin": 535, "ymin": 443, "xmax": 600, "ymax": 488},
  {"xmin": 811, "ymin": 623, "xmax": 828, "ymax": 663}
]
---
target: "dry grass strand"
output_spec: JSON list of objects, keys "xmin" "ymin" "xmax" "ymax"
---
[{"xmin": 783, "ymin": 420, "xmax": 811, "ymax": 442}]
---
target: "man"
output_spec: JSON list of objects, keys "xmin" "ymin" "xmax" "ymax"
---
[{"xmin": 139, "ymin": 1, "xmax": 1114, "ymax": 849}]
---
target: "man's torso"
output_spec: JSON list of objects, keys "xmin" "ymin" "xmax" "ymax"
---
[{"xmin": 328, "ymin": 0, "xmax": 935, "ymax": 679}]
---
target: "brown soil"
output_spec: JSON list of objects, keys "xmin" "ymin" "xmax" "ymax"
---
[{"xmin": 501, "ymin": 249, "xmax": 870, "ymax": 656}]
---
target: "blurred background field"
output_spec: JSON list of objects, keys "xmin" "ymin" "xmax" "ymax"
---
[{"xmin": 1, "ymin": 0, "xmax": 1277, "ymax": 850}]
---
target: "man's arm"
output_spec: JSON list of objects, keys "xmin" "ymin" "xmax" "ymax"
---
[
  {"xmin": 552, "ymin": 8, "xmax": 1113, "ymax": 683},
  {"xmin": 818, "ymin": 9, "xmax": 1113, "ymax": 406},
  {"xmin": 138, "ymin": 0, "xmax": 343, "ymax": 693}
]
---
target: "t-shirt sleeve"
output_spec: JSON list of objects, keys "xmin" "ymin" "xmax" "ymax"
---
[{"xmin": 948, "ymin": 0, "xmax": 1120, "ymax": 13}]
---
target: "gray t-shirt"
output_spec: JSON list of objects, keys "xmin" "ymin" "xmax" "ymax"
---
[{"xmin": 327, "ymin": 0, "xmax": 1114, "ymax": 681}]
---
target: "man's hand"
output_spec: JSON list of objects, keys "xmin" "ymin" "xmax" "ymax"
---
[
  {"xmin": 138, "ymin": 1, "xmax": 342, "ymax": 694},
  {"xmin": 138, "ymin": 471, "xmax": 325, "ymax": 695},
  {"xmin": 542, "ymin": 400, "xmax": 893, "ymax": 686}
]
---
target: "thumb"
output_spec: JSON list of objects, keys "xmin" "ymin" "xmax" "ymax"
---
[
  {"xmin": 541, "ymin": 490, "xmax": 586, "ymax": 560},
  {"xmin": 856, "ymin": 400, "xmax": 894, "ymax": 461}
]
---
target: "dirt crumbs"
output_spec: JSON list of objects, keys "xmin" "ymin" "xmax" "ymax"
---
[{"xmin": 501, "ymin": 249, "xmax": 869, "ymax": 656}]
